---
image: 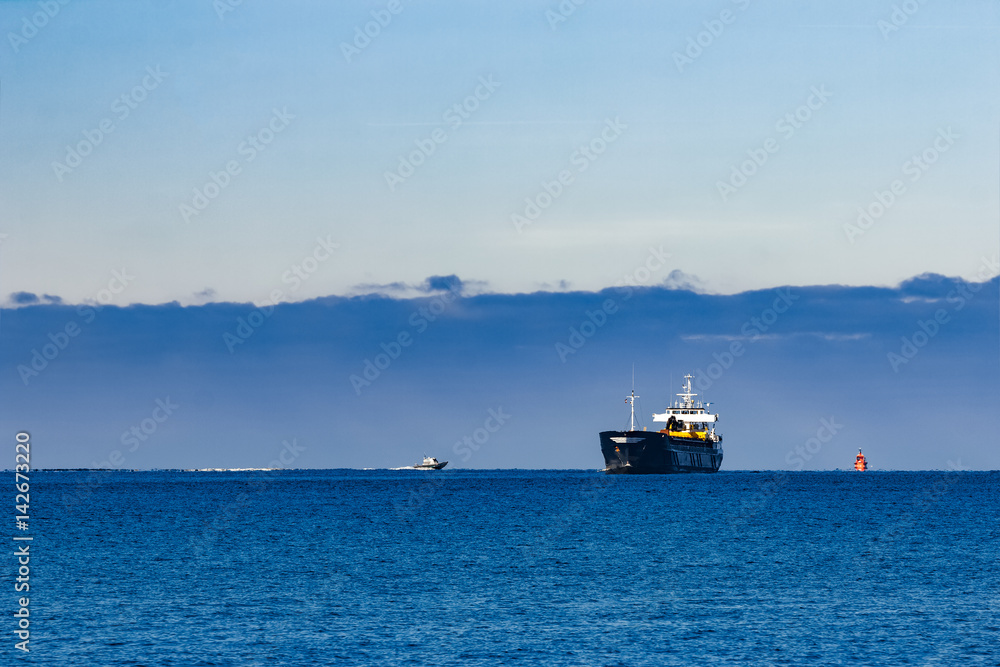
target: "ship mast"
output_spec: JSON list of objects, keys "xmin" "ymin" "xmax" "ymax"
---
[
  {"xmin": 626, "ymin": 365, "xmax": 639, "ymax": 432},
  {"xmin": 626, "ymin": 389, "xmax": 639, "ymax": 432},
  {"xmin": 678, "ymin": 374, "xmax": 696, "ymax": 408}
]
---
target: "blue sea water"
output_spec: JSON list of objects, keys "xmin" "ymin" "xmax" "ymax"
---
[{"xmin": 13, "ymin": 469, "xmax": 1000, "ymax": 665}]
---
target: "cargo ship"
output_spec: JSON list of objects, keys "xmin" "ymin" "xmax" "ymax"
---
[{"xmin": 599, "ymin": 374, "xmax": 723, "ymax": 474}]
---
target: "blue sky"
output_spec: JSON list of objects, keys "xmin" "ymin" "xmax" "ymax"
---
[
  {"xmin": 1, "ymin": 2, "xmax": 999, "ymax": 470},
  {"xmin": 1, "ymin": 1, "xmax": 998, "ymax": 304}
]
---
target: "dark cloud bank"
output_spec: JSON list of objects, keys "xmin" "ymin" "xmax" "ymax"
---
[{"xmin": 2, "ymin": 274, "xmax": 997, "ymax": 470}]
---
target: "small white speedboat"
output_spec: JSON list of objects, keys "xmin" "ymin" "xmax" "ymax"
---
[{"xmin": 411, "ymin": 456, "xmax": 447, "ymax": 470}]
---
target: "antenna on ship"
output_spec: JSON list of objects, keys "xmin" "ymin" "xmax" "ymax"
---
[
  {"xmin": 626, "ymin": 364, "xmax": 639, "ymax": 432},
  {"xmin": 677, "ymin": 374, "xmax": 697, "ymax": 407}
]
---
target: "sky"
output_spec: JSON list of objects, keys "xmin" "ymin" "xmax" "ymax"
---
[
  {"xmin": 1, "ymin": 273, "xmax": 998, "ymax": 470},
  {"xmin": 1, "ymin": 2, "xmax": 999, "ymax": 470},
  {"xmin": 0, "ymin": 0, "xmax": 998, "ymax": 304}
]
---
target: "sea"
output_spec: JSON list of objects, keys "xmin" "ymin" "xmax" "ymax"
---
[{"xmin": 12, "ymin": 469, "xmax": 1000, "ymax": 665}]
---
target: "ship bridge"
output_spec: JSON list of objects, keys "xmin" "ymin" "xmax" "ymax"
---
[{"xmin": 652, "ymin": 374, "xmax": 719, "ymax": 424}]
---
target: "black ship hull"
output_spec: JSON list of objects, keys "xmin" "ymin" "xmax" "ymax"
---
[{"xmin": 599, "ymin": 430, "xmax": 723, "ymax": 474}]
